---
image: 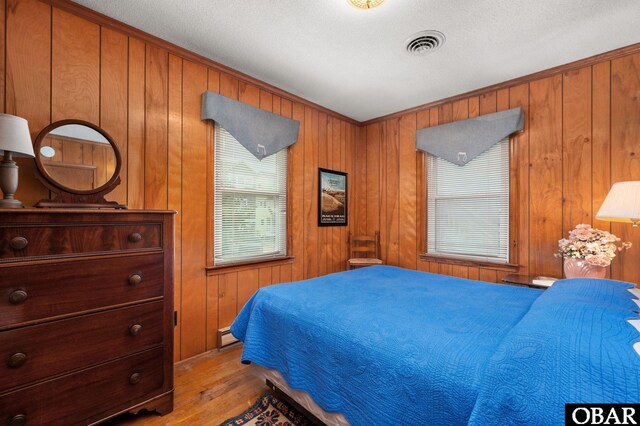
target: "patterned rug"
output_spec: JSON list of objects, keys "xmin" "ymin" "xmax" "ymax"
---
[{"xmin": 219, "ymin": 391, "xmax": 313, "ymax": 426}]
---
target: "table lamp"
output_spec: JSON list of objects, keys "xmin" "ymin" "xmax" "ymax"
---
[
  {"xmin": 0, "ymin": 114, "xmax": 34, "ymax": 208},
  {"xmin": 596, "ymin": 181, "xmax": 640, "ymax": 227}
]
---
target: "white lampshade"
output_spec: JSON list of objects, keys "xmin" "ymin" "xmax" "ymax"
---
[
  {"xmin": 596, "ymin": 181, "xmax": 640, "ymax": 226},
  {"xmin": 0, "ymin": 114, "xmax": 34, "ymax": 158}
]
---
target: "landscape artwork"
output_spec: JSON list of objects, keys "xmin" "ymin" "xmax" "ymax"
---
[{"xmin": 318, "ymin": 168, "xmax": 348, "ymax": 226}]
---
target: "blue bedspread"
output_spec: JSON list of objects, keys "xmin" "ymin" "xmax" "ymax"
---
[
  {"xmin": 231, "ymin": 266, "xmax": 541, "ymax": 425},
  {"xmin": 468, "ymin": 278, "xmax": 640, "ymax": 426}
]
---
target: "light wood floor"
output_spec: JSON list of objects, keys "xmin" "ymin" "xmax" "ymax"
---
[{"xmin": 108, "ymin": 346, "xmax": 267, "ymax": 425}]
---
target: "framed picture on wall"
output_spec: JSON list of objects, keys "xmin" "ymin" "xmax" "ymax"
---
[{"xmin": 318, "ymin": 168, "xmax": 348, "ymax": 226}]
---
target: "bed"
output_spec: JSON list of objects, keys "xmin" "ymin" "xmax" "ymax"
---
[{"xmin": 231, "ymin": 265, "xmax": 640, "ymax": 425}]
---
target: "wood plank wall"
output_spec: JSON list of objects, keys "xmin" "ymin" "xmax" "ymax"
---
[
  {"xmin": 358, "ymin": 53, "xmax": 640, "ymax": 285},
  {"xmin": 4, "ymin": 0, "xmax": 358, "ymax": 361},
  {"xmin": 3, "ymin": 0, "xmax": 640, "ymax": 363}
]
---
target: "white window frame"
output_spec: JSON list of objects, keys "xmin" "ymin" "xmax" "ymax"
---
[
  {"xmin": 426, "ymin": 138, "xmax": 510, "ymax": 264},
  {"xmin": 213, "ymin": 124, "xmax": 288, "ymax": 266}
]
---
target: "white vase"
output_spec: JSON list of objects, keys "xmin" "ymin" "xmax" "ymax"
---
[{"xmin": 563, "ymin": 258, "xmax": 607, "ymax": 279}]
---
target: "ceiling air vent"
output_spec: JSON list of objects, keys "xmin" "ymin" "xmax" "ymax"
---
[{"xmin": 405, "ymin": 31, "xmax": 445, "ymax": 55}]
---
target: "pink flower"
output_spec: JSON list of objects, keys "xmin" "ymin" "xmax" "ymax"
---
[{"xmin": 557, "ymin": 224, "xmax": 631, "ymax": 267}]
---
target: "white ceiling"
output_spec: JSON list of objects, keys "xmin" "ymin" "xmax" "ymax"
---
[{"xmin": 72, "ymin": 0, "xmax": 640, "ymax": 122}]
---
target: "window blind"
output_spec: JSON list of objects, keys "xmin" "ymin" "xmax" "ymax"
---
[
  {"xmin": 214, "ymin": 124, "xmax": 287, "ymax": 265},
  {"xmin": 427, "ymin": 138, "xmax": 509, "ymax": 263}
]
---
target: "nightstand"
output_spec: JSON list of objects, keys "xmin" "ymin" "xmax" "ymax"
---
[{"xmin": 502, "ymin": 274, "xmax": 559, "ymax": 290}]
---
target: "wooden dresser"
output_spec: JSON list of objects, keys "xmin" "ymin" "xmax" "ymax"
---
[{"xmin": 0, "ymin": 210, "xmax": 174, "ymax": 425}]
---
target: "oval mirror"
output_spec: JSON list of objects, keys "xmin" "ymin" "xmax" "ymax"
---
[{"xmin": 33, "ymin": 120, "xmax": 125, "ymax": 208}]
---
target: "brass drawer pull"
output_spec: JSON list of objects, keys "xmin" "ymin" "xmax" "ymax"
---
[
  {"xmin": 9, "ymin": 414, "xmax": 27, "ymax": 426},
  {"xmin": 9, "ymin": 237, "xmax": 28, "ymax": 250},
  {"xmin": 129, "ymin": 372, "xmax": 141, "ymax": 385},
  {"xmin": 7, "ymin": 352, "xmax": 27, "ymax": 368},
  {"xmin": 129, "ymin": 324, "xmax": 143, "ymax": 336},
  {"xmin": 8, "ymin": 290, "xmax": 28, "ymax": 305},
  {"xmin": 128, "ymin": 232, "xmax": 143, "ymax": 243},
  {"xmin": 128, "ymin": 273, "xmax": 143, "ymax": 286}
]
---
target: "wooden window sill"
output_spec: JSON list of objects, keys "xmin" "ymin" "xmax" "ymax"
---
[
  {"xmin": 419, "ymin": 253, "xmax": 520, "ymax": 272},
  {"xmin": 206, "ymin": 256, "xmax": 295, "ymax": 275}
]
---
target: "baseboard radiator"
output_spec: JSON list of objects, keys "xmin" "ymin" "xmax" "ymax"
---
[{"xmin": 217, "ymin": 326, "xmax": 240, "ymax": 350}]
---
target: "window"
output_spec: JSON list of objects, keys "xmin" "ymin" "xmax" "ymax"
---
[
  {"xmin": 214, "ymin": 124, "xmax": 287, "ymax": 265},
  {"xmin": 427, "ymin": 138, "xmax": 509, "ymax": 263}
]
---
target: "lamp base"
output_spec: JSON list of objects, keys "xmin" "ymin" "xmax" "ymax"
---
[
  {"xmin": 0, "ymin": 153, "xmax": 24, "ymax": 208},
  {"xmin": 0, "ymin": 197, "xmax": 24, "ymax": 208}
]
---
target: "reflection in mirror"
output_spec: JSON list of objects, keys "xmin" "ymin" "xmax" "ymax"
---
[{"xmin": 38, "ymin": 124, "xmax": 117, "ymax": 191}]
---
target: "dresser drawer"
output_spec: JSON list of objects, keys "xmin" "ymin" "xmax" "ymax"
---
[
  {"xmin": 0, "ymin": 347, "xmax": 164, "ymax": 426},
  {"xmin": 0, "ymin": 254, "xmax": 164, "ymax": 328},
  {"xmin": 0, "ymin": 301, "xmax": 164, "ymax": 392},
  {"xmin": 0, "ymin": 222, "xmax": 162, "ymax": 261}
]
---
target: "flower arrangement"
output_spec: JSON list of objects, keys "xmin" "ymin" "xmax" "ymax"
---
[{"xmin": 557, "ymin": 224, "xmax": 632, "ymax": 267}]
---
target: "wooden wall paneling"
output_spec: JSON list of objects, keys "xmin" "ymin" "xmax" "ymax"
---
[
  {"xmin": 355, "ymin": 125, "xmax": 367, "ymax": 236},
  {"xmin": 238, "ymin": 81, "xmax": 260, "ymax": 107},
  {"xmin": 100, "ymin": 28, "xmax": 128, "ymax": 205},
  {"xmin": 127, "ymin": 38, "xmax": 145, "ymax": 209},
  {"xmin": 258, "ymin": 267, "xmax": 272, "ymax": 288},
  {"xmin": 220, "ymin": 72, "xmax": 239, "ymax": 100},
  {"xmin": 478, "ymin": 91, "xmax": 497, "ymax": 116},
  {"xmin": 529, "ymin": 75, "xmax": 563, "ymax": 277},
  {"xmin": 168, "ymin": 54, "xmax": 183, "ymax": 359},
  {"xmin": 452, "ymin": 99, "xmax": 468, "ymax": 121},
  {"xmin": 303, "ymin": 107, "xmax": 319, "ymax": 278},
  {"xmin": 51, "ymin": 7, "xmax": 99, "ymax": 123},
  {"xmin": 237, "ymin": 269, "xmax": 259, "ymax": 312},
  {"xmin": 332, "ymin": 118, "xmax": 341, "ymax": 273},
  {"xmin": 398, "ymin": 113, "xmax": 417, "ymax": 270},
  {"xmin": 144, "ymin": 45, "xmax": 169, "ymax": 209},
  {"xmin": 378, "ymin": 121, "xmax": 388, "ymax": 263},
  {"xmin": 203, "ymin": 67, "xmax": 221, "ymax": 352},
  {"xmin": 497, "ymin": 88, "xmax": 509, "ymax": 111},
  {"xmin": 509, "ymin": 83, "xmax": 531, "ymax": 275},
  {"xmin": 180, "ymin": 59, "xmax": 208, "ymax": 358},
  {"xmin": 385, "ymin": 119, "xmax": 399, "ymax": 266},
  {"xmin": 479, "ymin": 92, "xmax": 496, "ymax": 115},
  {"xmin": 340, "ymin": 121, "xmax": 347, "ymax": 272},
  {"xmin": 479, "ymin": 268, "xmax": 497, "ymax": 283},
  {"xmin": 259, "ymin": 90, "xmax": 273, "ymax": 112},
  {"xmin": 467, "ymin": 267, "xmax": 480, "ymax": 281},
  {"xmin": 317, "ymin": 111, "xmax": 328, "ymax": 277},
  {"xmin": 451, "ymin": 265, "xmax": 469, "ymax": 279},
  {"xmin": 290, "ymin": 102, "xmax": 305, "ymax": 281},
  {"xmin": 416, "ymin": 110, "xmax": 429, "ymax": 272},
  {"xmin": 63, "ymin": 139, "xmax": 82, "ymax": 163},
  {"xmin": 205, "ymin": 275, "xmax": 218, "ymax": 351},
  {"xmin": 271, "ymin": 264, "xmax": 281, "ymax": 285},
  {"xmin": 280, "ymin": 264, "xmax": 293, "ymax": 283},
  {"xmin": 365, "ymin": 123, "xmax": 380, "ymax": 237},
  {"xmin": 7, "ymin": 0, "xmax": 51, "ymax": 206},
  {"xmin": 438, "ymin": 263, "xmax": 453, "ymax": 276},
  {"xmin": 468, "ymin": 96, "xmax": 480, "ymax": 118},
  {"xmin": 562, "ymin": 66, "xmax": 592, "ymax": 233},
  {"xmin": 592, "ymin": 62, "xmax": 612, "ymax": 232},
  {"xmin": 218, "ymin": 272, "xmax": 238, "ymax": 328},
  {"xmin": 611, "ymin": 53, "xmax": 640, "ymax": 283},
  {"xmin": 273, "ymin": 95, "xmax": 281, "ymax": 118},
  {"xmin": 439, "ymin": 103, "xmax": 452, "ymax": 124}
]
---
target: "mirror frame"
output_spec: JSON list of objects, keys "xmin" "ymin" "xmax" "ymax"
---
[{"xmin": 33, "ymin": 119, "xmax": 126, "ymax": 209}]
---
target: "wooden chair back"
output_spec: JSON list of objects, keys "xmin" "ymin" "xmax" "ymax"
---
[
  {"xmin": 348, "ymin": 232, "xmax": 380, "ymax": 260},
  {"xmin": 347, "ymin": 232, "xmax": 382, "ymax": 270}
]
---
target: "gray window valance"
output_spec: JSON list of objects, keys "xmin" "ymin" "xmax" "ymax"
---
[
  {"xmin": 416, "ymin": 107, "xmax": 524, "ymax": 166},
  {"xmin": 201, "ymin": 90, "xmax": 300, "ymax": 160}
]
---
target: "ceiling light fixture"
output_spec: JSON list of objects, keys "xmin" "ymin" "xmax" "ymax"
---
[{"xmin": 348, "ymin": 0, "xmax": 385, "ymax": 10}]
